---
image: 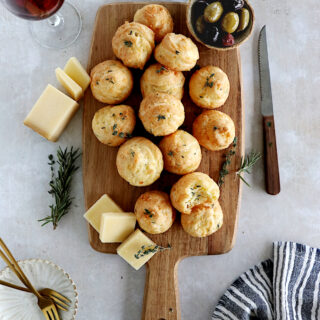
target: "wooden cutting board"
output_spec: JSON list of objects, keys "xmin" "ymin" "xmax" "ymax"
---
[{"xmin": 83, "ymin": 2, "xmax": 244, "ymax": 319}]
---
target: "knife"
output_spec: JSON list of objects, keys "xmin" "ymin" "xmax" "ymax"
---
[{"xmin": 258, "ymin": 26, "xmax": 280, "ymax": 195}]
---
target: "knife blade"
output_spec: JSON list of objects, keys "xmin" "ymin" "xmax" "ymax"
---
[
  {"xmin": 258, "ymin": 26, "xmax": 280, "ymax": 195},
  {"xmin": 258, "ymin": 25, "xmax": 274, "ymax": 116}
]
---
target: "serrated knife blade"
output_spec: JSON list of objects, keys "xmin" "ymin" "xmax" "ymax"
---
[
  {"xmin": 258, "ymin": 25, "xmax": 273, "ymax": 116},
  {"xmin": 258, "ymin": 26, "xmax": 280, "ymax": 195}
]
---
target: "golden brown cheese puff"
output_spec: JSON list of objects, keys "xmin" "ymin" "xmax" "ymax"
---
[
  {"xmin": 170, "ymin": 172, "xmax": 220, "ymax": 214},
  {"xmin": 134, "ymin": 4, "xmax": 174, "ymax": 42},
  {"xmin": 134, "ymin": 190, "xmax": 175, "ymax": 234},
  {"xmin": 181, "ymin": 202, "xmax": 223, "ymax": 238},
  {"xmin": 90, "ymin": 60, "xmax": 133, "ymax": 104},
  {"xmin": 140, "ymin": 63, "xmax": 185, "ymax": 100},
  {"xmin": 159, "ymin": 130, "xmax": 202, "ymax": 175},
  {"xmin": 154, "ymin": 33, "xmax": 199, "ymax": 71},
  {"xmin": 139, "ymin": 93, "xmax": 185, "ymax": 136},
  {"xmin": 92, "ymin": 105, "xmax": 136, "ymax": 147},
  {"xmin": 189, "ymin": 66, "xmax": 230, "ymax": 109},
  {"xmin": 193, "ymin": 110, "xmax": 235, "ymax": 151},
  {"xmin": 116, "ymin": 137, "xmax": 163, "ymax": 187},
  {"xmin": 112, "ymin": 21, "xmax": 155, "ymax": 70}
]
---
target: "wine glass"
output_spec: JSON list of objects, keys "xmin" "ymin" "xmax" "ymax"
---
[{"xmin": 1, "ymin": 0, "xmax": 82, "ymax": 49}]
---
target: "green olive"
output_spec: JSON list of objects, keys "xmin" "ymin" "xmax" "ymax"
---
[
  {"xmin": 237, "ymin": 8, "xmax": 250, "ymax": 32},
  {"xmin": 204, "ymin": 2, "xmax": 223, "ymax": 23},
  {"xmin": 221, "ymin": 12, "xmax": 240, "ymax": 34},
  {"xmin": 195, "ymin": 15, "xmax": 206, "ymax": 34}
]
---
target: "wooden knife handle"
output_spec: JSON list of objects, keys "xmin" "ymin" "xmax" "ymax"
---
[
  {"xmin": 263, "ymin": 115, "xmax": 280, "ymax": 195},
  {"xmin": 142, "ymin": 252, "xmax": 181, "ymax": 320}
]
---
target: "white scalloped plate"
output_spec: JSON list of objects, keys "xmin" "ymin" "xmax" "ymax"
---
[{"xmin": 0, "ymin": 259, "xmax": 78, "ymax": 320}]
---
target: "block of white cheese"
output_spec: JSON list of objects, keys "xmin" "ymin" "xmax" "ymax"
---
[
  {"xmin": 64, "ymin": 57, "xmax": 91, "ymax": 91},
  {"xmin": 117, "ymin": 229, "xmax": 156, "ymax": 270},
  {"xmin": 99, "ymin": 212, "xmax": 136, "ymax": 243},
  {"xmin": 24, "ymin": 84, "xmax": 79, "ymax": 142},
  {"xmin": 55, "ymin": 68, "xmax": 83, "ymax": 101},
  {"xmin": 84, "ymin": 194, "xmax": 122, "ymax": 233}
]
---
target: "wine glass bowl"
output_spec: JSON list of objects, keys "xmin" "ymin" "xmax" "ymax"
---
[
  {"xmin": 2, "ymin": 0, "xmax": 64, "ymax": 20},
  {"xmin": 1, "ymin": 0, "xmax": 82, "ymax": 49}
]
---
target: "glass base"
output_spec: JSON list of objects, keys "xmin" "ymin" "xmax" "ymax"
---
[{"xmin": 29, "ymin": 2, "xmax": 82, "ymax": 49}]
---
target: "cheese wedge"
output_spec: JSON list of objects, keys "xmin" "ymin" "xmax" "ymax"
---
[
  {"xmin": 24, "ymin": 84, "xmax": 79, "ymax": 142},
  {"xmin": 64, "ymin": 57, "xmax": 91, "ymax": 91},
  {"xmin": 117, "ymin": 230, "xmax": 156, "ymax": 270},
  {"xmin": 99, "ymin": 212, "xmax": 136, "ymax": 243},
  {"xmin": 55, "ymin": 68, "xmax": 83, "ymax": 101},
  {"xmin": 84, "ymin": 194, "xmax": 122, "ymax": 232}
]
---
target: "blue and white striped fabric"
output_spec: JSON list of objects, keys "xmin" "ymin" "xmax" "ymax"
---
[{"xmin": 212, "ymin": 242, "xmax": 320, "ymax": 319}]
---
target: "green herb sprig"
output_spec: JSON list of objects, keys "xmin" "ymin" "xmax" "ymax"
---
[
  {"xmin": 39, "ymin": 147, "xmax": 81, "ymax": 229},
  {"xmin": 156, "ymin": 66, "xmax": 167, "ymax": 73},
  {"xmin": 204, "ymin": 73, "xmax": 215, "ymax": 88},
  {"xmin": 124, "ymin": 40, "xmax": 133, "ymax": 47},
  {"xmin": 236, "ymin": 152, "xmax": 262, "ymax": 187},
  {"xmin": 144, "ymin": 208, "xmax": 153, "ymax": 218},
  {"xmin": 134, "ymin": 244, "xmax": 172, "ymax": 259},
  {"xmin": 157, "ymin": 114, "xmax": 166, "ymax": 120},
  {"xmin": 218, "ymin": 137, "xmax": 237, "ymax": 187}
]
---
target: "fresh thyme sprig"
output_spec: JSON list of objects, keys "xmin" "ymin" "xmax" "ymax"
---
[
  {"xmin": 134, "ymin": 244, "xmax": 172, "ymax": 259},
  {"xmin": 218, "ymin": 137, "xmax": 237, "ymax": 187},
  {"xmin": 236, "ymin": 151, "xmax": 262, "ymax": 187},
  {"xmin": 38, "ymin": 147, "xmax": 81, "ymax": 229}
]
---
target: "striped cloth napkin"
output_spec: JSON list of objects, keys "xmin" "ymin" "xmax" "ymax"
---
[{"xmin": 212, "ymin": 242, "xmax": 320, "ymax": 319}]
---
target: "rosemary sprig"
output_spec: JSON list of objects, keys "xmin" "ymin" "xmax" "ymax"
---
[
  {"xmin": 236, "ymin": 151, "xmax": 262, "ymax": 187},
  {"xmin": 134, "ymin": 244, "xmax": 172, "ymax": 259},
  {"xmin": 38, "ymin": 147, "xmax": 81, "ymax": 229},
  {"xmin": 218, "ymin": 137, "xmax": 237, "ymax": 187}
]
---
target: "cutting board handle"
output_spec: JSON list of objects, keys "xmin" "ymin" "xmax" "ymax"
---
[{"xmin": 142, "ymin": 252, "xmax": 182, "ymax": 320}]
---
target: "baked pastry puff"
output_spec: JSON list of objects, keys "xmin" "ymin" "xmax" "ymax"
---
[
  {"xmin": 189, "ymin": 66, "xmax": 230, "ymax": 109},
  {"xmin": 140, "ymin": 63, "xmax": 185, "ymax": 100},
  {"xmin": 90, "ymin": 60, "xmax": 133, "ymax": 104},
  {"xmin": 92, "ymin": 105, "xmax": 136, "ymax": 147},
  {"xmin": 159, "ymin": 130, "xmax": 202, "ymax": 175},
  {"xmin": 116, "ymin": 137, "xmax": 163, "ymax": 186},
  {"xmin": 192, "ymin": 110, "xmax": 235, "ymax": 151},
  {"xmin": 154, "ymin": 33, "xmax": 199, "ymax": 71},
  {"xmin": 112, "ymin": 21, "xmax": 155, "ymax": 70},
  {"xmin": 134, "ymin": 190, "xmax": 175, "ymax": 234},
  {"xmin": 181, "ymin": 202, "xmax": 223, "ymax": 237},
  {"xmin": 170, "ymin": 172, "xmax": 220, "ymax": 214},
  {"xmin": 134, "ymin": 4, "xmax": 174, "ymax": 42},
  {"xmin": 139, "ymin": 93, "xmax": 185, "ymax": 136}
]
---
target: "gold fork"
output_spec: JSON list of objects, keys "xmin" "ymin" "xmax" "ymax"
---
[
  {"xmin": 0, "ymin": 279, "xmax": 70, "ymax": 311},
  {"xmin": 0, "ymin": 238, "xmax": 61, "ymax": 320}
]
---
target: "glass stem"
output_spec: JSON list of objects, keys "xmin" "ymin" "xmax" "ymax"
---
[{"xmin": 47, "ymin": 13, "xmax": 63, "ymax": 28}]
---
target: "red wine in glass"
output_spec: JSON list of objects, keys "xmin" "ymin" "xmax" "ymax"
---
[
  {"xmin": 1, "ymin": 0, "xmax": 82, "ymax": 48},
  {"xmin": 3, "ymin": 0, "xmax": 64, "ymax": 20}
]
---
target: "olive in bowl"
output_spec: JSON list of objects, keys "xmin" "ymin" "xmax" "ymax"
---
[{"xmin": 186, "ymin": 0, "xmax": 254, "ymax": 50}]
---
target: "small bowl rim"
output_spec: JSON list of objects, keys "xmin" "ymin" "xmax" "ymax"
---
[{"xmin": 186, "ymin": 0, "xmax": 255, "ymax": 51}]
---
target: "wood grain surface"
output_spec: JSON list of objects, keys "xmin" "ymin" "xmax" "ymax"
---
[
  {"xmin": 263, "ymin": 115, "xmax": 280, "ymax": 195},
  {"xmin": 82, "ymin": 3, "xmax": 244, "ymax": 319}
]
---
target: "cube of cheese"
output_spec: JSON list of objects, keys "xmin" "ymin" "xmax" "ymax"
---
[
  {"xmin": 99, "ymin": 212, "xmax": 136, "ymax": 243},
  {"xmin": 84, "ymin": 194, "xmax": 122, "ymax": 232},
  {"xmin": 24, "ymin": 84, "xmax": 79, "ymax": 142},
  {"xmin": 117, "ymin": 230, "xmax": 156, "ymax": 270},
  {"xmin": 64, "ymin": 57, "xmax": 91, "ymax": 91},
  {"xmin": 55, "ymin": 68, "xmax": 83, "ymax": 101}
]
